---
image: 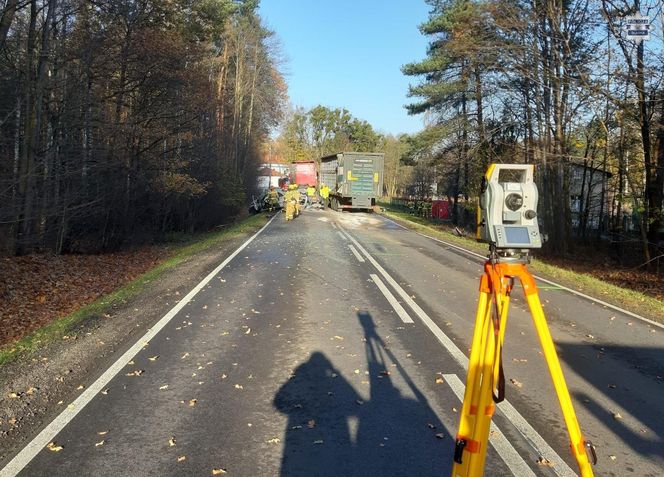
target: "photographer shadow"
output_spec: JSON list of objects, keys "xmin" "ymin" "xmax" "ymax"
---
[{"xmin": 273, "ymin": 312, "xmax": 451, "ymax": 476}]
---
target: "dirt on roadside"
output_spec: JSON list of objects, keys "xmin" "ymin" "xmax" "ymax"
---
[{"xmin": 0, "ymin": 225, "xmax": 263, "ymax": 465}]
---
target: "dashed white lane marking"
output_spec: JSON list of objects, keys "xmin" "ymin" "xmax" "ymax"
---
[
  {"xmin": 337, "ymin": 225, "xmax": 576, "ymax": 477},
  {"xmin": 337, "ymin": 230, "xmax": 348, "ymax": 241},
  {"xmin": 348, "ymin": 244, "xmax": 365, "ymax": 263},
  {"xmin": 381, "ymin": 216, "xmax": 664, "ymax": 330},
  {"xmin": 0, "ymin": 215, "xmax": 279, "ymax": 477},
  {"xmin": 444, "ymin": 374, "xmax": 537, "ymax": 477},
  {"xmin": 370, "ymin": 274, "xmax": 414, "ymax": 323}
]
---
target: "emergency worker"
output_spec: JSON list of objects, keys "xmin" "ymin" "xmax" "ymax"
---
[
  {"xmin": 266, "ymin": 186, "xmax": 279, "ymax": 211},
  {"xmin": 320, "ymin": 183, "xmax": 330, "ymax": 208},
  {"xmin": 284, "ymin": 184, "xmax": 298, "ymax": 220},
  {"xmin": 293, "ymin": 184, "xmax": 302, "ymax": 217},
  {"xmin": 306, "ymin": 184, "xmax": 316, "ymax": 206}
]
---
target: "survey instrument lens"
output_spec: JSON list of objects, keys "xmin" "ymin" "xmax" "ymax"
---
[{"xmin": 504, "ymin": 193, "xmax": 523, "ymax": 211}]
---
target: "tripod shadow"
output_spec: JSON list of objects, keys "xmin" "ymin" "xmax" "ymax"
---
[
  {"xmin": 274, "ymin": 312, "xmax": 451, "ymax": 476},
  {"xmin": 557, "ymin": 342, "xmax": 664, "ymax": 461}
]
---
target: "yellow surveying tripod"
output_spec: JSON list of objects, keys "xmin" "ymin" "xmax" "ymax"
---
[{"xmin": 451, "ymin": 252, "xmax": 597, "ymax": 476}]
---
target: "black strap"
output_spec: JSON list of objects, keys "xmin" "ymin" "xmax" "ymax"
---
[
  {"xmin": 493, "ymin": 351, "xmax": 505, "ymax": 403},
  {"xmin": 490, "ymin": 267, "xmax": 506, "ymax": 404},
  {"xmin": 453, "ymin": 439, "xmax": 467, "ymax": 464}
]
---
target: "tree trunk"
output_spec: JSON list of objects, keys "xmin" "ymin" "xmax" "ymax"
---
[
  {"xmin": 0, "ymin": 0, "xmax": 19, "ymax": 49},
  {"xmin": 16, "ymin": 0, "xmax": 38, "ymax": 254}
]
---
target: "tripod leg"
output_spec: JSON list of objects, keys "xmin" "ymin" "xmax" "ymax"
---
[
  {"xmin": 466, "ymin": 311, "xmax": 498, "ymax": 477},
  {"xmin": 524, "ymin": 288, "xmax": 595, "ymax": 477},
  {"xmin": 452, "ymin": 276, "xmax": 493, "ymax": 477}
]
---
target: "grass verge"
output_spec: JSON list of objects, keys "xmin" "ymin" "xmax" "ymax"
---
[
  {"xmin": 0, "ymin": 214, "xmax": 269, "ymax": 366},
  {"xmin": 380, "ymin": 206, "xmax": 664, "ymax": 324}
]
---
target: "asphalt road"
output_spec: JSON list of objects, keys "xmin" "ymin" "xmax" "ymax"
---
[{"xmin": 2, "ymin": 209, "xmax": 663, "ymax": 476}]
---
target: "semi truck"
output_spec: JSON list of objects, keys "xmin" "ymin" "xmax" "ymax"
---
[{"xmin": 320, "ymin": 152, "xmax": 384, "ymax": 211}]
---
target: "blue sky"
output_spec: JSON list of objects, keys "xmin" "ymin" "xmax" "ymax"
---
[{"xmin": 258, "ymin": 0, "xmax": 432, "ymax": 136}]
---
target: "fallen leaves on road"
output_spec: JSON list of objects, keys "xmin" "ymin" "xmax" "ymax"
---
[
  {"xmin": 435, "ymin": 433, "xmax": 445, "ymax": 439},
  {"xmin": 267, "ymin": 437, "xmax": 280, "ymax": 444},
  {"xmin": 169, "ymin": 437, "xmax": 177, "ymax": 447},
  {"xmin": 95, "ymin": 440, "xmax": 105, "ymax": 447},
  {"xmin": 613, "ymin": 412, "xmax": 623, "ymax": 420},
  {"xmin": 125, "ymin": 370, "xmax": 144, "ymax": 377},
  {"xmin": 307, "ymin": 420, "xmax": 316, "ymax": 429},
  {"xmin": 313, "ymin": 440, "xmax": 324, "ymax": 445},
  {"xmin": 177, "ymin": 455, "xmax": 186, "ymax": 462},
  {"xmin": 537, "ymin": 457, "xmax": 554, "ymax": 467},
  {"xmin": 47, "ymin": 442, "xmax": 64, "ymax": 452},
  {"xmin": 148, "ymin": 356, "xmax": 159, "ymax": 362},
  {"xmin": 188, "ymin": 399, "xmax": 197, "ymax": 407},
  {"xmin": 509, "ymin": 378, "xmax": 523, "ymax": 388},
  {"xmin": 181, "ymin": 353, "xmax": 190, "ymax": 360},
  {"xmin": 435, "ymin": 376, "xmax": 444, "ymax": 384},
  {"xmin": 159, "ymin": 385, "xmax": 169, "ymax": 390},
  {"xmin": 212, "ymin": 469, "xmax": 227, "ymax": 475},
  {"xmin": 101, "ymin": 388, "xmax": 109, "ymax": 395}
]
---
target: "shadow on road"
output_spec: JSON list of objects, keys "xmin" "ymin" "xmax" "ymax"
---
[
  {"xmin": 557, "ymin": 342, "xmax": 664, "ymax": 461},
  {"xmin": 274, "ymin": 311, "xmax": 452, "ymax": 476}
]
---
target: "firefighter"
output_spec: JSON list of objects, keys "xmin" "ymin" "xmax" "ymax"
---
[
  {"xmin": 292, "ymin": 184, "xmax": 302, "ymax": 217},
  {"xmin": 266, "ymin": 186, "xmax": 279, "ymax": 211},
  {"xmin": 306, "ymin": 184, "xmax": 316, "ymax": 206},
  {"xmin": 284, "ymin": 184, "xmax": 298, "ymax": 221},
  {"xmin": 320, "ymin": 183, "xmax": 330, "ymax": 208}
]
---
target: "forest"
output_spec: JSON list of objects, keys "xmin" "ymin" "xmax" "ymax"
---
[
  {"xmin": 0, "ymin": 0, "xmax": 286, "ymax": 255},
  {"xmin": 401, "ymin": 0, "xmax": 664, "ymax": 266}
]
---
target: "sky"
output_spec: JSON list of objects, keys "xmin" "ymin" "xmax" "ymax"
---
[{"xmin": 258, "ymin": 0, "xmax": 432, "ymax": 136}]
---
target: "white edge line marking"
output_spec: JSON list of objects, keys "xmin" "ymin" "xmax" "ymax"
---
[
  {"xmin": 337, "ymin": 230, "xmax": 347, "ymax": 241},
  {"xmin": 382, "ymin": 216, "xmax": 664, "ymax": 330},
  {"xmin": 338, "ymin": 225, "xmax": 576, "ymax": 477},
  {"xmin": 444, "ymin": 374, "xmax": 537, "ymax": 477},
  {"xmin": 370, "ymin": 274, "xmax": 414, "ymax": 323},
  {"xmin": 0, "ymin": 214, "xmax": 278, "ymax": 477},
  {"xmin": 348, "ymin": 244, "xmax": 365, "ymax": 263}
]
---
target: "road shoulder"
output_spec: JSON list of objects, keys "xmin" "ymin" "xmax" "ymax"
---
[{"xmin": 0, "ymin": 215, "xmax": 270, "ymax": 465}]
